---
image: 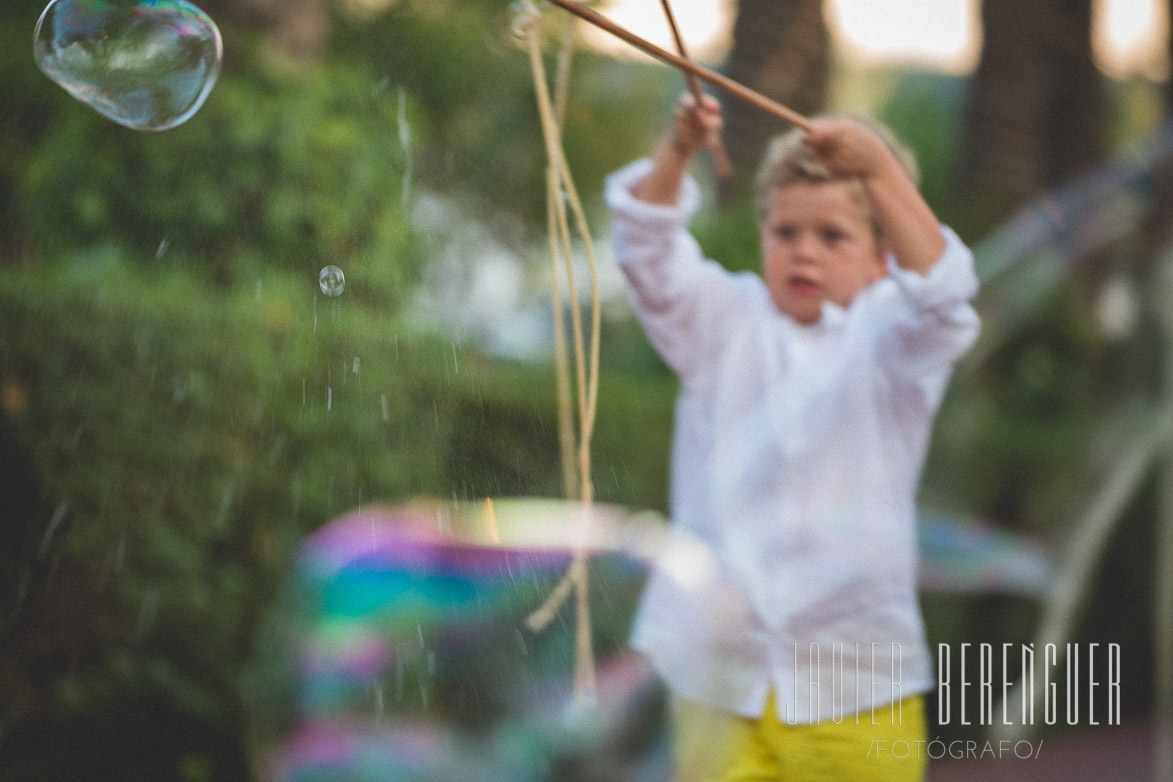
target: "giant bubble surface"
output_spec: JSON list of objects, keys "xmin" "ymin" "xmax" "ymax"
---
[
  {"xmin": 245, "ymin": 499, "xmax": 682, "ymax": 782},
  {"xmin": 34, "ymin": 0, "xmax": 222, "ymax": 131}
]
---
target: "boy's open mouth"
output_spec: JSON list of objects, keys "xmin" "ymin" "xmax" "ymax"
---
[{"xmin": 787, "ymin": 276, "xmax": 819, "ymax": 296}]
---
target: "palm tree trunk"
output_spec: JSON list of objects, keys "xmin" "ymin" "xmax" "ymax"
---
[
  {"xmin": 718, "ymin": 0, "xmax": 829, "ymax": 205},
  {"xmin": 956, "ymin": 0, "xmax": 1102, "ymax": 238}
]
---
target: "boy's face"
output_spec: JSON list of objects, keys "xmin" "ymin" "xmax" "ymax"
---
[{"xmin": 760, "ymin": 181, "xmax": 886, "ymax": 325}]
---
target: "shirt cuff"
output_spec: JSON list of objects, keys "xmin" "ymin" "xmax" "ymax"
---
[
  {"xmin": 886, "ymin": 225, "xmax": 980, "ymax": 310},
  {"xmin": 604, "ymin": 158, "xmax": 703, "ymax": 236}
]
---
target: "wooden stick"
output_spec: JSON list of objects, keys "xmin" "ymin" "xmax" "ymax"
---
[
  {"xmin": 658, "ymin": 0, "xmax": 732, "ymax": 177},
  {"xmin": 544, "ymin": 0, "xmax": 812, "ymax": 132},
  {"xmin": 657, "ymin": 0, "xmax": 703, "ymax": 104}
]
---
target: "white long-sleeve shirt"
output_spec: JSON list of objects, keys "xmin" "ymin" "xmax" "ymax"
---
[{"xmin": 605, "ymin": 159, "xmax": 981, "ymax": 723}]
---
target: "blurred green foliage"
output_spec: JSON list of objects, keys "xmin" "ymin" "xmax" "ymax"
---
[
  {"xmin": 0, "ymin": 1, "xmax": 60, "ymax": 261},
  {"xmin": 0, "ymin": 253, "xmax": 674, "ymax": 780},
  {"xmin": 20, "ymin": 61, "xmax": 419, "ymax": 289}
]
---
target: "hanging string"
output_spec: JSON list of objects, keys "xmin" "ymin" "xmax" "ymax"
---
[
  {"xmin": 553, "ymin": 17, "xmax": 575, "ymax": 131},
  {"xmin": 513, "ymin": 1, "xmax": 603, "ymax": 702},
  {"xmin": 547, "ymin": 12, "xmax": 579, "ymax": 503},
  {"xmin": 549, "ymin": 168, "xmax": 579, "ymax": 502}
]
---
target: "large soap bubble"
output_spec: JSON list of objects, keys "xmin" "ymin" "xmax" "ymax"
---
[
  {"xmin": 34, "ymin": 0, "xmax": 223, "ymax": 131},
  {"xmin": 244, "ymin": 499, "xmax": 678, "ymax": 782}
]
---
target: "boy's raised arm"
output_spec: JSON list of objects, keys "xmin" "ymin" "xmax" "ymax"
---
[
  {"xmin": 803, "ymin": 118, "xmax": 946, "ymax": 277},
  {"xmin": 632, "ymin": 93, "xmax": 724, "ymax": 206}
]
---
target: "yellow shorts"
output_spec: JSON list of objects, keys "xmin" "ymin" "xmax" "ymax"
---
[{"xmin": 671, "ymin": 692, "xmax": 927, "ymax": 782}]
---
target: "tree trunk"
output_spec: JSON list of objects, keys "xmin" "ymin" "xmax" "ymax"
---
[
  {"xmin": 956, "ymin": 0, "xmax": 1103, "ymax": 238},
  {"xmin": 1166, "ymin": 0, "xmax": 1173, "ymax": 112},
  {"xmin": 718, "ymin": 0, "xmax": 829, "ymax": 205}
]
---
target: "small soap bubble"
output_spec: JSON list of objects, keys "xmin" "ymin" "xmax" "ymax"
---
[
  {"xmin": 319, "ymin": 265, "xmax": 346, "ymax": 297},
  {"xmin": 33, "ymin": 0, "xmax": 222, "ymax": 132}
]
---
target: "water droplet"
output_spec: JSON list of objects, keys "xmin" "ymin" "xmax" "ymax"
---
[
  {"xmin": 38, "ymin": 501, "xmax": 69, "ymax": 558},
  {"xmin": 397, "ymin": 85, "xmax": 413, "ymax": 208},
  {"xmin": 318, "ymin": 265, "xmax": 345, "ymax": 297},
  {"xmin": 34, "ymin": 0, "xmax": 223, "ymax": 132}
]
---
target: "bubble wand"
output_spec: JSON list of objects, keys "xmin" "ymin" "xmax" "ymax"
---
[
  {"xmin": 543, "ymin": 0, "xmax": 812, "ymax": 132},
  {"xmin": 657, "ymin": 0, "xmax": 732, "ymax": 177}
]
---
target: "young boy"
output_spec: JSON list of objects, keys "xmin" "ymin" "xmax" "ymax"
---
[{"xmin": 604, "ymin": 95, "xmax": 980, "ymax": 782}]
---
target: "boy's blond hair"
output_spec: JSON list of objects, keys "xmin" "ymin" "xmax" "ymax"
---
[{"xmin": 754, "ymin": 114, "xmax": 919, "ymax": 241}]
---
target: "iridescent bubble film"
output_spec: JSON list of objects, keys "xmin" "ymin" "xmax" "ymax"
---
[
  {"xmin": 33, "ymin": 0, "xmax": 223, "ymax": 131},
  {"xmin": 244, "ymin": 501, "xmax": 670, "ymax": 782}
]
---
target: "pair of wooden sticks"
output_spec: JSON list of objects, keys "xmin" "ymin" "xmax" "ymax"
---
[
  {"xmin": 655, "ymin": 0, "xmax": 733, "ymax": 176},
  {"xmin": 544, "ymin": 0, "xmax": 813, "ymax": 152}
]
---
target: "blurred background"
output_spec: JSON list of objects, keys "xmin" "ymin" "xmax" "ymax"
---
[{"xmin": 1, "ymin": 0, "xmax": 1171, "ymax": 779}]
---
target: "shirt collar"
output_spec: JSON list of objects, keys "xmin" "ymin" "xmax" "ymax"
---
[{"xmin": 819, "ymin": 300, "xmax": 847, "ymax": 327}]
